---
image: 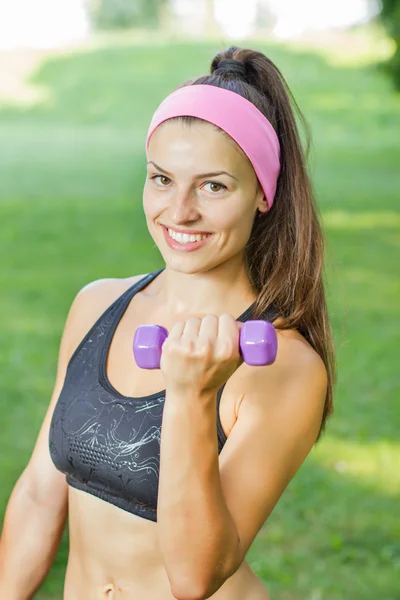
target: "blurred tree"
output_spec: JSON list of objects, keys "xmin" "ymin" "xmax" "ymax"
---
[
  {"xmin": 379, "ymin": 0, "xmax": 400, "ymax": 87},
  {"xmin": 204, "ymin": 0, "xmax": 221, "ymax": 37},
  {"xmin": 255, "ymin": 0, "xmax": 276, "ymax": 32},
  {"xmin": 86, "ymin": 0, "xmax": 168, "ymax": 30}
]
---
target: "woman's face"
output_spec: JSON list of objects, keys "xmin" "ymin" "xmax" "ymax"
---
[{"xmin": 143, "ymin": 119, "xmax": 265, "ymax": 271}]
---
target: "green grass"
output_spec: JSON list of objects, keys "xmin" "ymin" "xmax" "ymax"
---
[{"xmin": 1, "ymin": 29, "xmax": 399, "ymax": 600}]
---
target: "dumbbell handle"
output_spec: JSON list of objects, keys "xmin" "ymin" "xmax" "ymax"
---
[{"xmin": 133, "ymin": 320, "xmax": 277, "ymax": 370}]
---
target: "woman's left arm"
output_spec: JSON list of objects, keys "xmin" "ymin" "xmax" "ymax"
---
[{"xmin": 157, "ymin": 333, "xmax": 328, "ymax": 600}]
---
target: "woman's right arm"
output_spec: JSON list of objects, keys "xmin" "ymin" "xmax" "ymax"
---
[{"xmin": 0, "ymin": 277, "xmax": 130, "ymax": 600}]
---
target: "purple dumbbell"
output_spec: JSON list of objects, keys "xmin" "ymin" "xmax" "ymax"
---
[{"xmin": 133, "ymin": 320, "xmax": 277, "ymax": 370}]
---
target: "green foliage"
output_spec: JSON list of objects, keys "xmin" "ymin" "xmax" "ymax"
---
[
  {"xmin": 86, "ymin": 0, "xmax": 166, "ymax": 30},
  {"xmin": 379, "ymin": 0, "xmax": 400, "ymax": 87},
  {"xmin": 380, "ymin": 0, "xmax": 400, "ymax": 36}
]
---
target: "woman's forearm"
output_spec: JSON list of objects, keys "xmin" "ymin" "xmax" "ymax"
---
[
  {"xmin": 0, "ymin": 472, "xmax": 68, "ymax": 599},
  {"xmin": 157, "ymin": 389, "xmax": 240, "ymax": 598}
]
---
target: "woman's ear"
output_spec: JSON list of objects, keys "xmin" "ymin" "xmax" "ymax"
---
[
  {"xmin": 255, "ymin": 179, "xmax": 269, "ymax": 215},
  {"xmin": 256, "ymin": 198, "xmax": 269, "ymax": 217}
]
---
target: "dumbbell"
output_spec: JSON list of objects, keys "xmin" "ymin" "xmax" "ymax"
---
[{"xmin": 133, "ymin": 320, "xmax": 277, "ymax": 369}]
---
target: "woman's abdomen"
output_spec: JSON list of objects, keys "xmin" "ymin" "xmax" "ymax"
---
[{"xmin": 66, "ymin": 486, "xmax": 270, "ymax": 600}]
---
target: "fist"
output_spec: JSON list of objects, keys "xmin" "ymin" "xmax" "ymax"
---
[{"xmin": 160, "ymin": 314, "xmax": 244, "ymax": 396}]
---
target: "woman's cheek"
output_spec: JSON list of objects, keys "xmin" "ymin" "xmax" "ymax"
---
[{"xmin": 143, "ymin": 189, "xmax": 166, "ymax": 218}]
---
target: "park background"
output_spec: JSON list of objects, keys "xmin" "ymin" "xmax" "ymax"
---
[{"xmin": 0, "ymin": 1, "xmax": 399, "ymax": 598}]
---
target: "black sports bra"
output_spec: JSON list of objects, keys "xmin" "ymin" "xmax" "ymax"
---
[{"xmin": 49, "ymin": 268, "xmax": 281, "ymax": 522}]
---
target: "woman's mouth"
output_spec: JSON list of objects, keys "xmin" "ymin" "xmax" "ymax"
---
[{"xmin": 161, "ymin": 225, "xmax": 213, "ymax": 253}]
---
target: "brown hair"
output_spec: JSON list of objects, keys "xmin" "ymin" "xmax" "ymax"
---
[{"xmin": 171, "ymin": 46, "xmax": 336, "ymax": 440}]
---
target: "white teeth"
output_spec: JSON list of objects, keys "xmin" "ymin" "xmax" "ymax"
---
[{"xmin": 167, "ymin": 228, "xmax": 210, "ymax": 244}]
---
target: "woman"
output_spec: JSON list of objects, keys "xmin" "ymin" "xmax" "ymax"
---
[{"xmin": 0, "ymin": 46, "xmax": 335, "ymax": 599}]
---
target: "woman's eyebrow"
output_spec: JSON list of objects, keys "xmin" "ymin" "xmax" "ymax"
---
[{"xmin": 147, "ymin": 161, "xmax": 238, "ymax": 181}]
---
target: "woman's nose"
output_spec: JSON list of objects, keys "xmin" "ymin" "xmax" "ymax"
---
[{"xmin": 169, "ymin": 190, "xmax": 199, "ymax": 222}]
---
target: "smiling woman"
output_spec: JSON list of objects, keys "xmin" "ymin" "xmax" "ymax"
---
[{"xmin": 0, "ymin": 45, "xmax": 335, "ymax": 600}]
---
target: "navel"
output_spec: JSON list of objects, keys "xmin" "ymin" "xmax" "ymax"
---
[{"xmin": 103, "ymin": 584, "xmax": 114, "ymax": 598}]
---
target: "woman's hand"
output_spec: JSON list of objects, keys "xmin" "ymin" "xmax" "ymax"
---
[{"xmin": 160, "ymin": 314, "xmax": 245, "ymax": 396}]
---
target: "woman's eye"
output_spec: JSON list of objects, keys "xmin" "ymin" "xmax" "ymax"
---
[
  {"xmin": 151, "ymin": 175, "xmax": 171, "ymax": 186},
  {"xmin": 203, "ymin": 181, "xmax": 227, "ymax": 194}
]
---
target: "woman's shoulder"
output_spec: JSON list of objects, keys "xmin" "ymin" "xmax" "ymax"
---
[
  {"xmin": 276, "ymin": 327, "xmax": 327, "ymax": 379},
  {"xmin": 64, "ymin": 273, "xmax": 150, "ymax": 355},
  {"xmin": 240, "ymin": 321, "xmax": 327, "ymax": 406},
  {"xmin": 81, "ymin": 272, "xmax": 150, "ymax": 306},
  {"xmin": 267, "ymin": 315, "xmax": 325, "ymax": 373},
  {"xmin": 81, "ymin": 272, "xmax": 148, "ymax": 296}
]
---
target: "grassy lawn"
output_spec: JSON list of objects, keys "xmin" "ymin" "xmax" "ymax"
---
[{"xmin": 0, "ymin": 28, "xmax": 399, "ymax": 600}]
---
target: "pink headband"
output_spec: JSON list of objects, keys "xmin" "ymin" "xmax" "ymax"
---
[{"xmin": 145, "ymin": 84, "xmax": 281, "ymax": 209}]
